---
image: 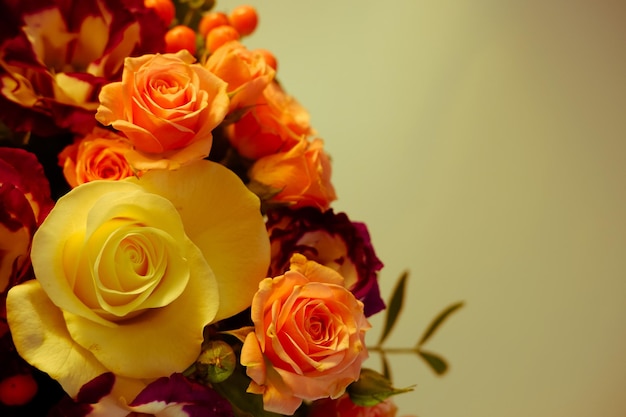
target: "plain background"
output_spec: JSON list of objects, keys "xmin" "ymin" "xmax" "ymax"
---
[{"xmin": 220, "ymin": 1, "xmax": 626, "ymax": 416}]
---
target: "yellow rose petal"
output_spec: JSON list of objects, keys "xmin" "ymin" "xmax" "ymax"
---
[
  {"xmin": 128, "ymin": 160, "xmax": 270, "ymax": 320},
  {"xmin": 6, "ymin": 280, "xmax": 107, "ymax": 397},
  {"xmin": 64, "ymin": 238, "xmax": 218, "ymax": 379},
  {"xmin": 32, "ymin": 182, "xmax": 153, "ymax": 327}
]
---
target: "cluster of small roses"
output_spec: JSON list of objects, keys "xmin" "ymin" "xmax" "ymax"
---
[{"xmin": 0, "ymin": 1, "xmax": 405, "ymax": 416}]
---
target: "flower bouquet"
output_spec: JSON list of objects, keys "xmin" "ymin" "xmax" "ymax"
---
[{"xmin": 0, "ymin": 0, "xmax": 461, "ymax": 416}]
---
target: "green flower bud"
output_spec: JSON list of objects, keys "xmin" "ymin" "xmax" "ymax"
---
[
  {"xmin": 347, "ymin": 368, "xmax": 414, "ymax": 407},
  {"xmin": 195, "ymin": 340, "xmax": 236, "ymax": 383}
]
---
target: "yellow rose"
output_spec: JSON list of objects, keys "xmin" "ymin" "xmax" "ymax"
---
[{"xmin": 6, "ymin": 160, "xmax": 270, "ymax": 406}]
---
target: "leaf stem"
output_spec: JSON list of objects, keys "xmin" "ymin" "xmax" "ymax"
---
[{"xmin": 368, "ymin": 346, "xmax": 419, "ymax": 354}]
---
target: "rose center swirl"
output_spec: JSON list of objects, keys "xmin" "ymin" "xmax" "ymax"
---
[{"xmin": 84, "ymin": 219, "xmax": 190, "ymax": 321}]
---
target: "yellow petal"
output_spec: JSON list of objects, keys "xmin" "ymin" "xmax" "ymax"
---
[
  {"xmin": 0, "ymin": 73, "xmax": 39, "ymax": 107},
  {"xmin": 31, "ymin": 181, "xmax": 148, "ymax": 327},
  {"xmin": 64, "ymin": 238, "xmax": 218, "ymax": 379},
  {"xmin": 6, "ymin": 280, "xmax": 107, "ymax": 397},
  {"xmin": 53, "ymin": 73, "xmax": 97, "ymax": 108},
  {"xmin": 128, "ymin": 160, "xmax": 270, "ymax": 320}
]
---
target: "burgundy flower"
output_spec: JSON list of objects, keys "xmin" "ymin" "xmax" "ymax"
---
[
  {"xmin": 0, "ymin": 0, "xmax": 165, "ymax": 136},
  {"xmin": 46, "ymin": 373, "xmax": 115, "ymax": 417},
  {"xmin": 266, "ymin": 207, "xmax": 385, "ymax": 316},
  {"xmin": 48, "ymin": 373, "xmax": 234, "ymax": 417},
  {"xmin": 0, "ymin": 147, "xmax": 53, "ymax": 294},
  {"xmin": 309, "ymin": 395, "xmax": 399, "ymax": 417},
  {"xmin": 128, "ymin": 373, "xmax": 233, "ymax": 417}
]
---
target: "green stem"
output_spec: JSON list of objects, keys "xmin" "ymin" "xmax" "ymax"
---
[
  {"xmin": 368, "ymin": 346, "xmax": 419, "ymax": 354},
  {"xmin": 182, "ymin": 7, "xmax": 195, "ymax": 26}
]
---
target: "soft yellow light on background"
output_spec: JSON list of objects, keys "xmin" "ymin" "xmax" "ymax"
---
[{"xmin": 222, "ymin": 1, "xmax": 626, "ymax": 415}]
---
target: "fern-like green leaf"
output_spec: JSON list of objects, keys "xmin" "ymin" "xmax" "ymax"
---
[
  {"xmin": 417, "ymin": 301, "xmax": 464, "ymax": 347},
  {"xmin": 377, "ymin": 271, "xmax": 409, "ymax": 346},
  {"xmin": 418, "ymin": 350, "xmax": 448, "ymax": 375}
]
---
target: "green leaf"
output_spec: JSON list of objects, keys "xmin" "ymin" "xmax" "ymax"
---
[
  {"xmin": 417, "ymin": 301, "xmax": 464, "ymax": 347},
  {"xmin": 377, "ymin": 271, "xmax": 409, "ymax": 346},
  {"xmin": 212, "ymin": 366, "xmax": 285, "ymax": 417},
  {"xmin": 247, "ymin": 180, "xmax": 284, "ymax": 202},
  {"xmin": 418, "ymin": 350, "xmax": 448, "ymax": 375},
  {"xmin": 348, "ymin": 368, "xmax": 414, "ymax": 407}
]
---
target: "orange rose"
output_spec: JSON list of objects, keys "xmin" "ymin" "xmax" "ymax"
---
[
  {"xmin": 204, "ymin": 40, "xmax": 275, "ymax": 111},
  {"xmin": 59, "ymin": 128, "xmax": 136, "ymax": 188},
  {"xmin": 96, "ymin": 50, "xmax": 229, "ymax": 170},
  {"xmin": 241, "ymin": 254, "xmax": 370, "ymax": 415},
  {"xmin": 226, "ymin": 81, "xmax": 311, "ymax": 160},
  {"xmin": 248, "ymin": 138, "xmax": 337, "ymax": 210}
]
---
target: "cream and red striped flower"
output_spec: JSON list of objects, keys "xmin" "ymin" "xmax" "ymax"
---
[{"xmin": 0, "ymin": 0, "xmax": 165, "ymax": 136}]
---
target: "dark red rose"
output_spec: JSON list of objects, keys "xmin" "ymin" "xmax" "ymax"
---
[
  {"xmin": 0, "ymin": 147, "xmax": 53, "ymax": 294},
  {"xmin": 267, "ymin": 207, "xmax": 385, "ymax": 316}
]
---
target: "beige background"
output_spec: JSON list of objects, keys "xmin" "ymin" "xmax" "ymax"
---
[{"xmin": 221, "ymin": 1, "xmax": 626, "ymax": 415}]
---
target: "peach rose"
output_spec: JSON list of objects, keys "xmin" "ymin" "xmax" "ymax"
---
[
  {"xmin": 7, "ymin": 161, "xmax": 270, "ymax": 414},
  {"xmin": 96, "ymin": 50, "xmax": 229, "ymax": 170},
  {"xmin": 309, "ymin": 395, "xmax": 399, "ymax": 417},
  {"xmin": 241, "ymin": 254, "xmax": 370, "ymax": 415},
  {"xmin": 248, "ymin": 138, "xmax": 337, "ymax": 210},
  {"xmin": 226, "ymin": 81, "xmax": 312, "ymax": 160},
  {"xmin": 58, "ymin": 127, "xmax": 136, "ymax": 188},
  {"xmin": 266, "ymin": 207, "xmax": 385, "ymax": 317},
  {"xmin": 204, "ymin": 40, "xmax": 275, "ymax": 111}
]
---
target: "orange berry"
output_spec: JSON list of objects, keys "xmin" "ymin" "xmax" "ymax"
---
[
  {"xmin": 206, "ymin": 25, "xmax": 240, "ymax": 53},
  {"xmin": 0, "ymin": 374, "xmax": 38, "ymax": 406},
  {"xmin": 198, "ymin": 12, "xmax": 230, "ymax": 38},
  {"xmin": 144, "ymin": 0, "xmax": 176, "ymax": 27},
  {"xmin": 165, "ymin": 25, "xmax": 197, "ymax": 54},
  {"xmin": 254, "ymin": 48, "xmax": 277, "ymax": 71},
  {"xmin": 228, "ymin": 5, "xmax": 258, "ymax": 36}
]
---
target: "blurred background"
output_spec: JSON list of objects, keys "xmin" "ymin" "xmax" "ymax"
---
[{"xmin": 222, "ymin": 1, "xmax": 626, "ymax": 415}]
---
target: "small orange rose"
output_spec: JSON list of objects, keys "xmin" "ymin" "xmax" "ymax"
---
[
  {"xmin": 226, "ymin": 81, "xmax": 311, "ymax": 160},
  {"xmin": 241, "ymin": 254, "xmax": 370, "ymax": 415},
  {"xmin": 96, "ymin": 50, "xmax": 229, "ymax": 170},
  {"xmin": 204, "ymin": 40, "xmax": 275, "ymax": 111},
  {"xmin": 59, "ymin": 128, "xmax": 136, "ymax": 188},
  {"xmin": 248, "ymin": 138, "xmax": 337, "ymax": 210}
]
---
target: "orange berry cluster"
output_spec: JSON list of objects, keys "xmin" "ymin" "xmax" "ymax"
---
[
  {"xmin": 200, "ymin": 5, "xmax": 258, "ymax": 52},
  {"xmin": 144, "ymin": 0, "xmax": 269, "ymax": 61}
]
